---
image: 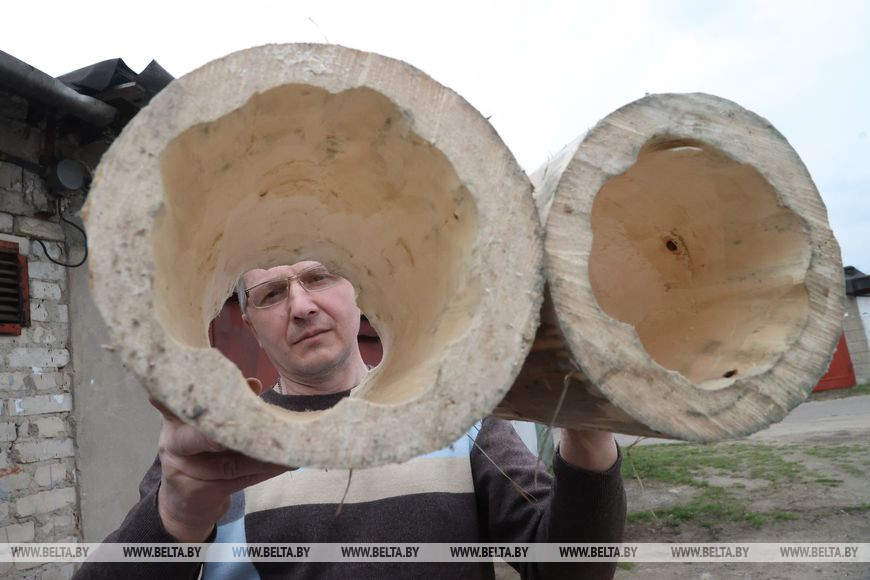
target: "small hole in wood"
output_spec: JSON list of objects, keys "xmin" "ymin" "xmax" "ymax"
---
[
  {"xmin": 723, "ymin": 369, "xmax": 738, "ymax": 378},
  {"xmin": 665, "ymin": 239, "xmax": 679, "ymax": 252}
]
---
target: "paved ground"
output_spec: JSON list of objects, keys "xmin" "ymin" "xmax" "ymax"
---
[
  {"xmin": 749, "ymin": 394, "xmax": 870, "ymax": 442},
  {"xmin": 616, "ymin": 394, "xmax": 870, "ymax": 448}
]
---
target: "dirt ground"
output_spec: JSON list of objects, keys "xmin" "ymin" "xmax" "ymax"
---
[{"xmin": 616, "ymin": 400, "xmax": 870, "ymax": 580}]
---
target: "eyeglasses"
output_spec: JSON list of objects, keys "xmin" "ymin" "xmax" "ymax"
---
[{"xmin": 244, "ymin": 265, "xmax": 342, "ymax": 309}]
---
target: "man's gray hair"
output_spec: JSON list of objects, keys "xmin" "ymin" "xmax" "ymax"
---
[{"xmin": 235, "ymin": 273, "xmax": 249, "ymax": 312}]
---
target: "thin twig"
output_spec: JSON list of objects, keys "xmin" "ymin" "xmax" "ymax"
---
[
  {"xmin": 307, "ymin": 17, "xmax": 330, "ymax": 43},
  {"xmin": 534, "ymin": 374, "xmax": 571, "ymax": 489},
  {"xmin": 467, "ymin": 434, "xmax": 536, "ymax": 505},
  {"xmin": 623, "ymin": 437, "xmax": 660, "ymax": 523},
  {"xmin": 623, "ymin": 438, "xmax": 647, "ymax": 493},
  {"xmin": 335, "ymin": 468, "xmax": 353, "ymax": 516},
  {"xmin": 623, "ymin": 436, "xmax": 645, "ymax": 454},
  {"xmin": 534, "ymin": 425, "xmax": 551, "ymax": 490}
]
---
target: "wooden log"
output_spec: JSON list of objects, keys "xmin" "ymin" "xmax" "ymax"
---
[
  {"xmin": 85, "ymin": 44, "xmax": 544, "ymax": 468},
  {"xmin": 496, "ymin": 93, "xmax": 844, "ymax": 441}
]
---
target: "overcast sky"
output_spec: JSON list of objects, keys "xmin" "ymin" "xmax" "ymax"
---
[{"xmin": 6, "ymin": 0, "xmax": 868, "ymax": 270}]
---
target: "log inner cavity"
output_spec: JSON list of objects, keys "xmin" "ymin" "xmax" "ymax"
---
[
  {"xmin": 152, "ymin": 84, "xmax": 480, "ymax": 410},
  {"xmin": 589, "ymin": 137, "xmax": 810, "ymax": 387}
]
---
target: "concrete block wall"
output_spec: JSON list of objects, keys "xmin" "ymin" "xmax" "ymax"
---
[
  {"xmin": 1, "ymin": 89, "xmax": 80, "ymax": 580},
  {"xmin": 845, "ymin": 296, "xmax": 870, "ymax": 384}
]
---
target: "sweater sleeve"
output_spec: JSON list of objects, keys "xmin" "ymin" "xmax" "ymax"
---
[
  {"xmin": 72, "ymin": 456, "xmax": 208, "ymax": 580},
  {"xmin": 470, "ymin": 417, "xmax": 626, "ymax": 580}
]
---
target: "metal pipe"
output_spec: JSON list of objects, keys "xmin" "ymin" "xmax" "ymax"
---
[{"xmin": 0, "ymin": 50, "xmax": 116, "ymax": 126}]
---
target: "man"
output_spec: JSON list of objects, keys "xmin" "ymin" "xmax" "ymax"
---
[{"xmin": 75, "ymin": 261, "xmax": 625, "ymax": 579}]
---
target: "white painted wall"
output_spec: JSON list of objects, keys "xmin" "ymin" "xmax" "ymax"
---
[{"xmin": 857, "ymin": 296, "xmax": 870, "ymax": 346}]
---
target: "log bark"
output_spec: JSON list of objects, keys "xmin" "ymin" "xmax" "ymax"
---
[
  {"xmin": 496, "ymin": 93, "xmax": 844, "ymax": 441},
  {"xmin": 85, "ymin": 44, "xmax": 544, "ymax": 468}
]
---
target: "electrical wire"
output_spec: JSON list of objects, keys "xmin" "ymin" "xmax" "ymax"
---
[{"xmin": 34, "ymin": 198, "xmax": 88, "ymax": 268}]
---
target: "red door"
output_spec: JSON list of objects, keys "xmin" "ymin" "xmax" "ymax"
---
[
  {"xmin": 209, "ymin": 297, "xmax": 279, "ymax": 387},
  {"xmin": 813, "ymin": 333, "xmax": 857, "ymax": 392},
  {"xmin": 209, "ymin": 297, "xmax": 383, "ymax": 386}
]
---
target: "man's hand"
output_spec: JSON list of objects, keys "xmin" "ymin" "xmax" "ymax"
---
[
  {"xmin": 150, "ymin": 378, "xmax": 292, "ymax": 543},
  {"xmin": 559, "ymin": 428, "xmax": 618, "ymax": 472}
]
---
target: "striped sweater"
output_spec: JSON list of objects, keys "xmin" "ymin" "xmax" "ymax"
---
[{"xmin": 74, "ymin": 388, "xmax": 625, "ymax": 579}]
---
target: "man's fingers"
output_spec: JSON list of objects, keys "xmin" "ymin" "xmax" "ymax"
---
[
  {"xmin": 166, "ymin": 466, "xmax": 290, "ymax": 500},
  {"xmin": 149, "ymin": 397, "xmax": 179, "ymax": 422},
  {"xmin": 161, "ymin": 450, "xmax": 291, "ymax": 483},
  {"xmin": 234, "ymin": 469, "xmax": 295, "ymax": 493},
  {"xmin": 153, "ymin": 401, "xmax": 225, "ymax": 454},
  {"xmin": 166, "ymin": 422, "xmax": 226, "ymax": 456}
]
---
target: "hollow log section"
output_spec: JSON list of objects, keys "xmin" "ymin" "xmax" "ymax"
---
[
  {"xmin": 495, "ymin": 93, "xmax": 844, "ymax": 441},
  {"xmin": 85, "ymin": 44, "xmax": 544, "ymax": 469}
]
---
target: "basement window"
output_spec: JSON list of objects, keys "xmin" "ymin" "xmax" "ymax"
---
[{"xmin": 0, "ymin": 240, "xmax": 29, "ymax": 336}]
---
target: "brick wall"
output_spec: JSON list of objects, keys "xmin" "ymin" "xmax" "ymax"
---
[{"xmin": 1, "ymin": 89, "xmax": 79, "ymax": 580}]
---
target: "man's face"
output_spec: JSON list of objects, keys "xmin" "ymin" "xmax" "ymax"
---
[{"xmin": 241, "ymin": 261, "xmax": 362, "ymax": 384}]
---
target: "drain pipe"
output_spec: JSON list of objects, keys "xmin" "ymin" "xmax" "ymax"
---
[{"xmin": 0, "ymin": 50, "xmax": 116, "ymax": 126}]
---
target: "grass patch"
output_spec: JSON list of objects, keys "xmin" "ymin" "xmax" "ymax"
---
[
  {"xmin": 629, "ymin": 501, "xmax": 795, "ymax": 530},
  {"xmin": 627, "ymin": 511, "xmax": 656, "ymax": 524},
  {"xmin": 623, "ymin": 441, "xmax": 813, "ymax": 531},
  {"xmin": 627, "ymin": 486, "xmax": 776, "ymax": 529},
  {"xmin": 842, "ymin": 503, "xmax": 870, "ymax": 514},
  {"xmin": 804, "ymin": 444, "xmax": 867, "ymax": 458},
  {"xmin": 803, "ymin": 445, "xmax": 868, "ymax": 477},
  {"xmin": 622, "ymin": 437, "xmax": 866, "ymax": 533},
  {"xmin": 622, "ymin": 442, "xmax": 803, "ymax": 487},
  {"xmin": 810, "ymin": 383, "xmax": 870, "ymax": 400},
  {"xmin": 769, "ymin": 510, "xmax": 798, "ymax": 521},
  {"xmin": 834, "ymin": 462, "xmax": 865, "ymax": 476},
  {"xmin": 616, "ymin": 562, "xmax": 636, "ymax": 571}
]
